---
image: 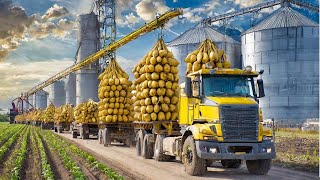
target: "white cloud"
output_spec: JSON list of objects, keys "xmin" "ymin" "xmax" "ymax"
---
[
  {"xmin": 136, "ymin": 0, "xmax": 169, "ymax": 22},
  {"xmin": 0, "ymin": 59, "xmax": 74, "ymax": 108},
  {"xmin": 41, "ymin": 4, "xmax": 69, "ymax": 20},
  {"xmin": 234, "ymin": 0, "xmax": 263, "ymax": 8}
]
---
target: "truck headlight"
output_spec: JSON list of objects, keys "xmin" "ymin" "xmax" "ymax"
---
[
  {"xmin": 267, "ymin": 148, "xmax": 272, "ymax": 153},
  {"xmin": 262, "ymin": 136, "xmax": 272, "ymax": 141},
  {"xmin": 209, "ymin": 147, "xmax": 217, "ymax": 153}
]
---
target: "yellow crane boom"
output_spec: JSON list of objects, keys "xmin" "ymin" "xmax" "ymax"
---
[{"xmin": 24, "ymin": 8, "xmax": 183, "ymax": 98}]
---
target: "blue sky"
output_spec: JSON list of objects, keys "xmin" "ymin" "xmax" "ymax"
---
[{"xmin": 0, "ymin": 0, "xmax": 318, "ymax": 109}]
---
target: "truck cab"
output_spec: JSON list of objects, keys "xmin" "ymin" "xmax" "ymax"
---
[{"xmin": 179, "ymin": 66, "xmax": 275, "ymax": 175}]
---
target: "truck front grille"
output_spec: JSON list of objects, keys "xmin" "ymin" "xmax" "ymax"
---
[{"xmin": 220, "ymin": 105, "xmax": 259, "ymax": 142}]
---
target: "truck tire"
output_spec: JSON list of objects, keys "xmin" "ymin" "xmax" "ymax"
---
[
  {"xmin": 154, "ymin": 135, "xmax": 172, "ymax": 161},
  {"xmin": 136, "ymin": 133, "xmax": 142, "ymax": 156},
  {"xmin": 182, "ymin": 136, "xmax": 206, "ymax": 176},
  {"xmin": 206, "ymin": 160, "xmax": 214, "ymax": 167},
  {"xmin": 246, "ymin": 159, "xmax": 271, "ymax": 175},
  {"xmin": 142, "ymin": 134, "xmax": 154, "ymax": 159},
  {"xmin": 72, "ymin": 131, "xmax": 77, "ymax": 138},
  {"xmin": 103, "ymin": 128, "xmax": 111, "ymax": 146},
  {"xmin": 98, "ymin": 129, "xmax": 102, "ymax": 144},
  {"xmin": 221, "ymin": 160, "xmax": 242, "ymax": 168}
]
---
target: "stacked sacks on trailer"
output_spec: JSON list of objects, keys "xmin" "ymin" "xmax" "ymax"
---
[
  {"xmin": 185, "ymin": 39, "xmax": 231, "ymax": 74},
  {"xmin": 132, "ymin": 39, "xmax": 179, "ymax": 122},
  {"xmin": 97, "ymin": 58, "xmax": 134, "ymax": 123},
  {"xmin": 74, "ymin": 99, "xmax": 98, "ymax": 124},
  {"xmin": 60, "ymin": 103, "xmax": 74, "ymax": 123}
]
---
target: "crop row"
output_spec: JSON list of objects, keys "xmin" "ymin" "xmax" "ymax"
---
[
  {"xmin": 10, "ymin": 126, "xmax": 30, "ymax": 179},
  {"xmin": 34, "ymin": 127, "xmax": 54, "ymax": 180},
  {"xmin": 0, "ymin": 125, "xmax": 24, "ymax": 146},
  {"xmin": 43, "ymin": 130, "xmax": 124, "ymax": 180},
  {"xmin": 0, "ymin": 125, "xmax": 27, "ymax": 161},
  {"xmin": 36, "ymin": 128, "xmax": 87, "ymax": 179}
]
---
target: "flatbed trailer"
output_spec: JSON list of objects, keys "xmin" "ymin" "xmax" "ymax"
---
[
  {"xmin": 54, "ymin": 122, "xmax": 70, "ymax": 133},
  {"xmin": 98, "ymin": 122, "xmax": 135, "ymax": 147},
  {"xmin": 134, "ymin": 120, "xmax": 181, "ymax": 160},
  {"xmin": 71, "ymin": 123, "xmax": 99, "ymax": 140}
]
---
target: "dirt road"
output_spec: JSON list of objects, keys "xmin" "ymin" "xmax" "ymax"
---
[{"xmin": 58, "ymin": 133, "xmax": 318, "ymax": 180}]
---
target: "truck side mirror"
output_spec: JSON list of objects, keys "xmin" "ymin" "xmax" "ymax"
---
[
  {"xmin": 185, "ymin": 77, "xmax": 192, "ymax": 98},
  {"xmin": 257, "ymin": 79, "xmax": 265, "ymax": 98}
]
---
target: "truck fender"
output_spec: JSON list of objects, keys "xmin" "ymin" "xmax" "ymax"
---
[{"xmin": 181, "ymin": 125, "xmax": 201, "ymax": 145}]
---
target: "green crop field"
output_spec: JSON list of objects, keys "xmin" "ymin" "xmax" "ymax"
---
[
  {"xmin": 0, "ymin": 122, "xmax": 123, "ymax": 180},
  {"xmin": 274, "ymin": 128, "xmax": 319, "ymax": 174}
]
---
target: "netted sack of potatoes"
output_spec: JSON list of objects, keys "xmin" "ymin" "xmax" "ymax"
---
[
  {"xmin": 60, "ymin": 103, "xmax": 74, "ymax": 123},
  {"xmin": 97, "ymin": 58, "xmax": 134, "ymax": 123},
  {"xmin": 132, "ymin": 39, "xmax": 180, "ymax": 122},
  {"xmin": 44, "ymin": 103, "xmax": 55, "ymax": 122},
  {"xmin": 185, "ymin": 39, "xmax": 231, "ymax": 74},
  {"xmin": 74, "ymin": 99, "xmax": 98, "ymax": 124}
]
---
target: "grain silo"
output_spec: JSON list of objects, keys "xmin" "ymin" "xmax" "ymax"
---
[
  {"xmin": 34, "ymin": 90, "xmax": 47, "ymax": 109},
  {"xmin": 241, "ymin": 5, "xmax": 319, "ymax": 123},
  {"xmin": 48, "ymin": 80, "xmax": 66, "ymax": 107},
  {"xmin": 76, "ymin": 12, "xmax": 99, "ymax": 105},
  {"xmin": 65, "ymin": 73, "xmax": 76, "ymax": 105},
  {"xmin": 168, "ymin": 24, "xmax": 241, "ymax": 80}
]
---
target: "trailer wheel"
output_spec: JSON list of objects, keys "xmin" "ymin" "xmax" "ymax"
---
[
  {"xmin": 72, "ymin": 131, "xmax": 77, "ymax": 139},
  {"xmin": 54, "ymin": 127, "xmax": 57, "ymax": 132},
  {"xmin": 103, "ymin": 128, "xmax": 111, "ymax": 146},
  {"xmin": 98, "ymin": 129, "xmax": 103, "ymax": 144},
  {"xmin": 182, "ymin": 136, "xmax": 206, "ymax": 176},
  {"xmin": 246, "ymin": 159, "xmax": 271, "ymax": 175},
  {"xmin": 154, "ymin": 135, "xmax": 172, "ymax": 161},
  {"xmin": 142, "ymin": 134, "xmax": 154, "ymax": 159},
  {"xmin": 221, "ymin": 160, "xmax": 242, "ymax": 168},
  {"xmin": 136, "ymin": 133, "xmax": 142, "ymax": 156},
  {"xmin": 136, "ymin": 130, "xmax": 146, "ymax": 156}
]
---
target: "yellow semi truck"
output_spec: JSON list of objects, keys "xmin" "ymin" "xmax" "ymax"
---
[{"xmin": 135, "ymin": 66, "xmax": 275, "ymax": 175}]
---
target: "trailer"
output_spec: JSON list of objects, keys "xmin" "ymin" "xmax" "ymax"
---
[
  {"xmin": 71, "ymin": 123, "xmax": 99, "ymax": 140},
  {"xmin": 54, "ymin": 122, "xmax": 70, "ymax": 133},
  {"xmin": 98, "ymin": 122, "xmax": 135, "ymax": 147}
]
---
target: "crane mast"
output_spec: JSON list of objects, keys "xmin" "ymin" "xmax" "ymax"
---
[{"xmin": 24, "ymin": 8, "xmax": 183, "ymax": 98}]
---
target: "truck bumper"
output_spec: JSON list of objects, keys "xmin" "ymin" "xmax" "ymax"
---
[{"xmin": 195, "ymin": 141, "xmax": 276, "ymax": 160}]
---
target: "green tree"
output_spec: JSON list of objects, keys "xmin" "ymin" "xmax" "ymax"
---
[{"xmin": 0, "ymin": 114, "xmax": 9, "ymax": 122}]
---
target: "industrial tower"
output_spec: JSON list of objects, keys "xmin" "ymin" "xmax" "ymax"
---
[{"xmin": 95, "ymin": 0, "xmax": 116, "ymax": 71}]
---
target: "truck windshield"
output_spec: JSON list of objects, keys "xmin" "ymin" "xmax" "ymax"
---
[{"xmin": 203, "ymin": 76, "xmax": 252, "ymax": 97}]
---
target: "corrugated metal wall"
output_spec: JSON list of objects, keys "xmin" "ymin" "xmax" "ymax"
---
[{"xmin": 242, "ymin": 26, "xmax": 319, "ymax": 123}]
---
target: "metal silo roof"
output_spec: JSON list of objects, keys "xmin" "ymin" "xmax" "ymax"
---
[
  {"xmin": 168, "ymin": 24, "xmax": 239, "ymax": 46},
  {"xmin": 244, "ymin": 6, "xmax": 318, "ymax": 34}
]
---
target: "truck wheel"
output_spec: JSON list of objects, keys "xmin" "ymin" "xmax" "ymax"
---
[
  {"xmin": 182, "ymin": 136, "xmax": 207, "ymax": 176},
  {"xmin": 206, "ymin": 160, "xmax": 214, "ymax": 167},
  {"xmin": 221, "ymin": 160, "xmax": 242, "ymax": 168},
  {"xmin": 142, "ymin": 134, "xmax": 154, "ymax": 159},
  {"xmin": 125, "ymin": 137, "xmax": 132, "ymax": 147},
  {"xmin": 98, "ymin": 129, "xmax": 103, "ymax": 144},
  {"xmin": 103, "ymin": 128, "xmax": 111, "ymax": 146},
  {"xmin": 246, "ymin": 159, "xmax": 271, "ymax": 175},
  {"xmin": 72, "ymin": 131, "xmax": 77, "ymax": 138},
  {"xmin": 136, "ymin": 133, "xmax": 142, "ymax": 156},
  {"xmin": 154, "ymin": 135, "xmax": 172, "ymax": 161}
]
